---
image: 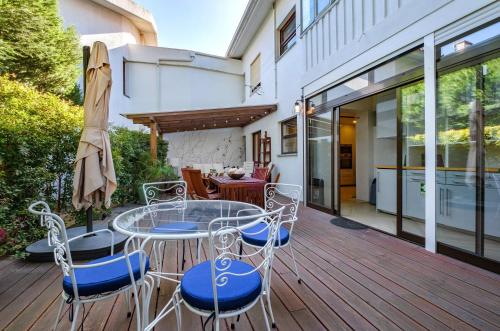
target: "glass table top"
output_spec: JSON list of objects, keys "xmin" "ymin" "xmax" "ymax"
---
[{"xmin": 112, "ymin": 200, "xmax": 265, "ymax": 239}]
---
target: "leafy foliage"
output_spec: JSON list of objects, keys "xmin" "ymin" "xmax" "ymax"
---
[
  {"xmin": 0, "ymin": 0, "xmax": 81, "ymax": 98},
  {"xmin": 110, "ymin": 127, "xmax": 177, "ymax": 205},
  {"xmin": 0, "ymin": 77, "xmax": 174, "ymax": 257},
  {"xmin": 0, "ymin": 75, "xmax": 83, "ymax": 257}
]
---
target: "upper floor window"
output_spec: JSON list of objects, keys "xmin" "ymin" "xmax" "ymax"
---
[
  {"xmin": 281, "ymin": 117, "xmax": 298, "ymax": 154},
  {"xmin": 250, "ymin": 54, "xmax": 261, "ymax": 93},
  {"xmin": 279, "ymin": 11, "xmax": 297, "ymax": 56},
  {"xmin": 301, "ymin": 0, "xmax": 333, "ymax": 30}
]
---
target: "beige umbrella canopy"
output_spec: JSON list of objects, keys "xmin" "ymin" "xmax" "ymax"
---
[{"xmin": 72, "ymin": 41, "xmax": 117, "ymax": 211}]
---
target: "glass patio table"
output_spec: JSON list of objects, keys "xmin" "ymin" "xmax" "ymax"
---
[
  {"xmin": 112, "ymin": 199, "xmax": 265, "ymax": 240},
  {"xmin": 113, "ymin": 200, "xmax": 266, "ymax": 330}
]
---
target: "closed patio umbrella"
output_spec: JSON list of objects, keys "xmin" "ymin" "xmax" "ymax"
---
[{"xmin": 72, "ymin": 41, "xmax": 116, "ymax": 228}]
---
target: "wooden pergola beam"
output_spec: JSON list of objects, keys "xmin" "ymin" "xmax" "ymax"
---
[
  {"xmin": 150, "ymin": 121, "xmax": 157, "ymax": 161},
  {"xmin": 124, "ymin": 104, "xmax": 277, "ymax": 134}
]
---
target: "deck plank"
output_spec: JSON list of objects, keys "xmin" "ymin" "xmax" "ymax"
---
[{"xmin": 2, "ymin": 204, "xmax": 499, "ymax": 331}]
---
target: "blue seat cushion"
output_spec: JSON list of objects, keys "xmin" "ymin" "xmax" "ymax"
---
[
  {"xmin": 181, "ymin": 260, "xmax": 262, "ymax": 311},
  {"xmin": 63, "ymin": 252, "xmax": 149, "ymax": 297},
  {"xmin": 151, "ymin": 221, "xmax": 198, "ymax": 234},
  {"xmin": 242, "ymin": 222, "xmax": 290, "ymax": 247}
]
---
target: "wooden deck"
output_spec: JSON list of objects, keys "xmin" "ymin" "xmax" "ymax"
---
[{"xmin": 1, "ymin": 205, "xmax": 500, "ymax": 330}]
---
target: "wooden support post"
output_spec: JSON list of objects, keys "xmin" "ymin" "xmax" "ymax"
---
[{"xmin": 150, "ymin": 122, "xmax": 158, "ymax": 161}]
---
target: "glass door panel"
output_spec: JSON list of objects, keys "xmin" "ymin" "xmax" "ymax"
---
[
  {"xmin": 307, "ymin": 109, "xmax": 333, "ymax": 211},
  {"xmin": 401, "ymin": 81, "xmax": 425, "ymax": 237},
  {"xmin": 436, "ymin": 64, "xmax": 478, "ymax": 253},
  {"xmin": 483, "ymin": 57, "xmax": 500, "ymax": 262}
]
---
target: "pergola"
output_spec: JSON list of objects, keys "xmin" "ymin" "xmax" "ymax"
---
[{"xmin": 123, "ymin": 104, "xmax": 277, "ymax": 159}]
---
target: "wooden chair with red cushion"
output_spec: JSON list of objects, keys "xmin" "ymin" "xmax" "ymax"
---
[
  {"xmin": 252, "ymin": 167, "xmax": 268, "ymax": 181},
  {"xmin": 187, "ymin": 169, "xmax": 220, "ymax": 200},
  {"xmin": 181, "ymin": 168, "xmax": 196, "ymax": 199}
]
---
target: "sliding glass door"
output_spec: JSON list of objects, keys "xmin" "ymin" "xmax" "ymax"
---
[
  {"xmin": 306, "ymin": 106, "xmax": 334, "ymax": 213},
  {"xmin": 436, "ymin": 23, "xmax": 500, "ymax": 267}
]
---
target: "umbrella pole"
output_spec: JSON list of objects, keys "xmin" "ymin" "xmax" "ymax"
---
[{"xmin": 86, "ymin": 206, "xmax": 93, "ymax": 233}]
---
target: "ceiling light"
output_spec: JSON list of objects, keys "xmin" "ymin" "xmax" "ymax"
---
[{"xmin": 353, "ymin": 120, "xmax": 357, "ymax": 124}]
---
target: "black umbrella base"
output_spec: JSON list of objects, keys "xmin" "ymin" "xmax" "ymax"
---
[{"xmin": 25, "ymin": 224, "xmax": 128, "ymax": 262}]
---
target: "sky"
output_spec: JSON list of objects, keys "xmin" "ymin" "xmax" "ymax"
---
[{"xmin": 134, "ymin": 0, "xmax": 249, "ymax": 56}]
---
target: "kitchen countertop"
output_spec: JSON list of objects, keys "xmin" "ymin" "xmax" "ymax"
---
[{"xmin": 376, "ymin": 165, "xmax": 500, "ymax": 173}]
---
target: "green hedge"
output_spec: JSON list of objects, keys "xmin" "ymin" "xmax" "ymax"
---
[
  {"xmin": 0, "ymin": 75, "xmax": 83, "ymax": 256},
  {"xmin": 110, "ymin": 127, "xmax": 177, "ymax": 205},
  {"xmin": 0, "ymin": 76, "xmax": 174, "ymax": 257}
]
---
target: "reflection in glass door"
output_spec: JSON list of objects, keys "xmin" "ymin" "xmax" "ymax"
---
[
  {"xmin": 437, "ymin": 53, "xmax": 500, "ymax": 264},
  {"xmin": 401, "ymin": 81, "xmax": 426, "ymax": 240},
  {"xmin": 307, "ymin": 108, "xmax": 333, "ymax": 212},
  {"xmin": 483, "ymin": 56, "xmax": 500, "ymax": 262}
]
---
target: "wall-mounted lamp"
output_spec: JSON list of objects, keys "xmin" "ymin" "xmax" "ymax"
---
[{"xmin": 294, "ymin": 100, "xmax": 303, "ymax": 114}]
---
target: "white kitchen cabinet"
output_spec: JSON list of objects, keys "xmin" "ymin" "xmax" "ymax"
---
[
  {"xmin": 375, "ymin": 91, "xmax": 397, "ymax": 138},
  {"xmin": 404, "ymin": 170, "xmax": 425, "ymax": 220},
  {"xmin": 376, "ymin": 169, "xmax": 396, "ymax": 214},
  {"xmin": 485, "ymin": 175, "xmax": 500, "ymax": 238},
  {"xmin": 436, "ymin": 171, "xmax": 476, "ymax": 233}
]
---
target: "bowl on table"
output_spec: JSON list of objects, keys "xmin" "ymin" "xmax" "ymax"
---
[
  {"xmin": 228, "ymin": 172, "xmax": 245, "ymax": 180},
  {"xmin": 227, "ymin": 167, "xmax": 245, "ymax": 180}
]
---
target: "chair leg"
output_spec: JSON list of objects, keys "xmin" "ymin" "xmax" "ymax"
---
[
  {"xmin": 265, "ymin": 286, "xmax": 276, "ymax": 328},
  {"xmin": 196, "ymin": 238, "xmax": 202, "ymax": 263},
  {"xmin": 132, "ymin": 287, "xmax": 142, "ymax": 331},
  {"xmin": 181, "ymin": 240, "xmax": 186, "ymax": 270},
  {"xmin": 215, "ymin": 317, "xmax": 220, "ymax": 331},
  {"xmin": 260, "ymin": 297, "xmax": 271, "ymax": 331},
  {"xmin": 125, "ymin": 289, "xmax": 131, "ymax": 317},
  {"xmin": 53, "ymin": 295, "xmax": 65, "ymax": 331},
  {"xmin": 238, "ymin": 241, "xmax": 243, "ymax": 259},
  {"xmin": 288, "ymin": 242, "xmax": 301, "ymax": 283},
  {"xmin": 70, "ymin": 303, "xmax": 80, "ymax": 331},
  {"xmin": 173, "ymin": 291, "xmax": 182, "ymax": 331}
]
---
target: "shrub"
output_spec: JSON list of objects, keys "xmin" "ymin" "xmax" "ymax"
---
[
  {"xmin": 110, "ymin": 127, "xmax": 177, "ymax": 205},
  {"xmin": 0, "ymin": 76, "xmax": 175, "ymax": 257},
  {"xmin": 0, "ymin": 75, "xmax": 83, "ymax": 257}
]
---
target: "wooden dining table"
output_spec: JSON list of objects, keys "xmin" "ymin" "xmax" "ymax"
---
[{"xmin": 209, "ymin": 176, "xmax": 267, "ymax": 207}]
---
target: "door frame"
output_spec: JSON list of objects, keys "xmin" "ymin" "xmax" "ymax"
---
[{"xmin": 331, "ymin": 81, "xmax": 426, "ymax": 246}]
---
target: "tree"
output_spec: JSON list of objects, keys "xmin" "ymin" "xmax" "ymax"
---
[{"xmin": 0, "ymin": 0, "xmax": 81, "ymax": 97}]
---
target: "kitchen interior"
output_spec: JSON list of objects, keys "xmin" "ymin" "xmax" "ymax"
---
[
  {"xmin": 339, "ymin": 91, "xmax": 401, "ymax": 235},
  {"xmin": 338, "ymin": 83, "xmax": 500, "ymax": 262}
]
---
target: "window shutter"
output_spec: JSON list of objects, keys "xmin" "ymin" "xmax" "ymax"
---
[{"xmin": 250, "ymin": 54, "xmax": 261, "ymax": 89}]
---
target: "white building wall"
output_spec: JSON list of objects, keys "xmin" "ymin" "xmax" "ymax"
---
[
  {"xmin": 58, "ymin": 0, "xmax": 158, "ymax": 127},
  {"xmin": 59, "ymin": 0, "xmax": 144, "ymax": 50},
  {"xmin": 126, "ymin": 45, "xmax": 244, "ymax": 115},
  {"xmin": 302, "ymin": 0, "xmax": 497, "ymax": 96},
  {"xmin": 241, "ymin": 0, "xmax": 305, "ymax": 190},
  {"xmin": 165, "ymin": 128, "xmax": 245, "ymax": 169}
]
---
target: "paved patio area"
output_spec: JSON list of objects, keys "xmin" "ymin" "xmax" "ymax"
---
[{"xmin": 1, "ymin": 205, "xmax": 499, "ymax": 330}]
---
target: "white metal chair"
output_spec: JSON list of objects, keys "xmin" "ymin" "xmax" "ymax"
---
[
  {"xmin": 143, "ymin": 181, "xmax": 201, "ymax": 276},
  {"xmin": 28, "ymin": 201, "xmax": 153, "ymax": 331},
  {"xmin": 239, "ymin": 183, "xmax": 302, "ymax": 328},
  {"xmin": 146, "ymin": 207, "xmax": 284, "ymax": 331}
]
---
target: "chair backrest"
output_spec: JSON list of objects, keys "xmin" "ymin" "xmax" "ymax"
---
[
  {"xmin": 29, "ymin": 201, "xmax": 147, "ymax": 301},
  {"xmin": 264, "ymin": 183, "xmax": 302, "ymax": 231},
  {"xmin": 181, "ymin": 168, "xmax": 196, "ymax": 198},
  {"xmin": 192, "ymin": 163, "xmax": 202, "ymax": 171},
  {"xmin": 186, "ymin": 169, "xmax": 209, "ymax": 199},
  {"xmin": 142, "ymin": 181, "xmax": 187, "ymax": 206},
  {"xmin": 28, "ymin": 201, "xmax": 78, "ymax": 296},
  {"xmin": 253, "ymin": 167, "xmax": 267, "ymax": 180},
  {"xmin": 243, "ymin": 161, "xmax": 254, "ymax": 176},
  {"xmin": 207, "ymin": 207, "xmax": 284, "ymax": 316}
]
